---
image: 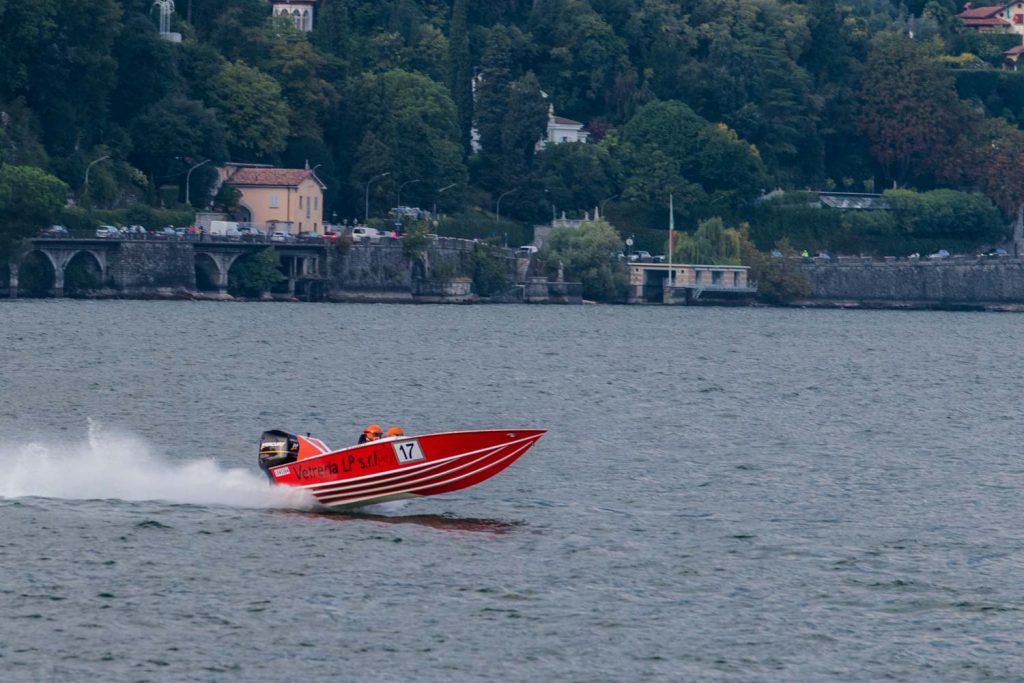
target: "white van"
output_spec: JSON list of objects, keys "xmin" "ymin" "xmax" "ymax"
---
[{"xmin": 351, "ymin": 226, "xmax": 382, "ymax": 242}]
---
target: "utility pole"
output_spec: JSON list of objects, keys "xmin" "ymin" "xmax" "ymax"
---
[
  {"xmin": 186, "ymin": 159, "xmax": 210, "ymax": 206},
  {"xmin": 365, "ymin": 172, "xmax": 390, "ymax": 222},
  {"xmin": 496, "ymin": 188, "xmax": 518, "ymax": 223}
]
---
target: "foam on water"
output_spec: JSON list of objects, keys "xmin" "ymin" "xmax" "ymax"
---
[{"xmin": 0, "ymin": 419, "xmax": 315, "ymax": 509}]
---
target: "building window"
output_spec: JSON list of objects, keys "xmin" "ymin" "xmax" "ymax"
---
[
  {"xmin": 270, "ymin": 194, "xmax": 279, "ymax": 208},
  {"xmin": 314, "ymin": 197, "xmax": 318, "ymax": 210},
  {"xmin": 299, "ymin": 196, "xmax": 303, "ymax": 209},
  {"xmin": 306, "ymin": 201, "xmax": 311, "ymax": 219},
  {"xmin": 733, "ymin": 272, "xmax": 740, "ymax": 286},
  {"xmin": 1015, "ymin": 13, "xmax": 1023, "ymax": 23},
  {"xmin": 712, "ymin": 270, "xmax": 723, "ymax": 285}
]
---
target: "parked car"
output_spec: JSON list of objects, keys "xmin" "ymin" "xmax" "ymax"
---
[
  {"xmin": 155, "ymin": 226, "xmax": 177, "ymax": 239},
  {"xmin": 126, "ymin": 224, "xmax": 146, "ymax": 235},
  {"xmin": 237, "ymin": 226, "xmax": 262, "ymax": 240},
  {"xmin": 270, "ymin": 231, "xmax": 295, "ymax": 243},
  {"xmin": 323, "ymin": 230, "xmax": 341, "ymax": 242},
  {"xmin": 174, "ymin": 227, "xmax": 187, "ymax": 238},
  {"xmin": 516, "ymin": 245, "xmax": 539, "ymax": 256},
  {"xmin": 42, "ymin": 224, "xmax": 69, "ymax": 236},
  {"xmin": 96, "ymin": 225, "xmax": 120, "ymax": 239},
  {"xmin": 982, "ymin": 247, "xmax": 1008, "ymax": 258},
  {"xmin": 927, "ymin": 249, "xmax": 950, "ymax": 260},
  {"xmin": 351, "ymin": 226, "xmax": 382, "ymax": 242},
  {"xmin": 629, "ymin": 250, "xmax": 653, "ymax": 262},
  {"xmin": 223, "ymin": 226, "xmax": 243, "ymax": 240}
]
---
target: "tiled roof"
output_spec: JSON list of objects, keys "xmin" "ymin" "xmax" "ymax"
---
[
  {"xmin": 552, "ymin": 116, "xmax": 583, "ymax": 126},
  {"xmin": 226, "ymin": 167, "xmax": 317, "ymax": 188},
  {"xmin": 959, "ymin": 5, "xmax": 1008, "ymax": 18},
  {"xmin": 1006, "ymin": 44, "xmax": 1024, "ymax": 56},
  {"xmin": 961, "ymin": 16, "xmax": 1011, "ymax": 25}
]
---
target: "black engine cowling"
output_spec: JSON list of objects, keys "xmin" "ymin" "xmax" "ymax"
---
[{"xmin": 258, "ymin": 430, "xmax": 299, "ymax": 470}]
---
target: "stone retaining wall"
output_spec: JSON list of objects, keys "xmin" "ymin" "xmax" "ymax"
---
[{"xmin": 798, "ymin": 257, "xmax": 1024, "ymax": 305}]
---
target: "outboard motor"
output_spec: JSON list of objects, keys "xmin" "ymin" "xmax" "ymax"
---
[{"xmin": 258, "ymin": 430, "xmax": 299, "ymax": 474}]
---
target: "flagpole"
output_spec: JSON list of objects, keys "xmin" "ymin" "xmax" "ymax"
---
[{"xmin": 668, "ymin": 195, "xmax": 675, "ymax": 286}]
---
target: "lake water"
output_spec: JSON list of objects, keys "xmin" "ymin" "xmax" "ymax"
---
[{"xmin": 1, "ymin": 301, "xmax": 1023, "ymax": 681}]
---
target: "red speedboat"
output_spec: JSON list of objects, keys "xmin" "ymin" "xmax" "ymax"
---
[{"xmin": 258, "ymin": 428, "xmax": 545, "ymax": 510}]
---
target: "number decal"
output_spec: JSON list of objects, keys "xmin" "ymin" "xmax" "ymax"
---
[{"xmin": 393, "ymin": 439, "xmax": 425, "ymax": 464}]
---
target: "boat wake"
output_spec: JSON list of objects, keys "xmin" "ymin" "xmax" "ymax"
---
[{"xmin": 0, "ymin": 421, "xmax": 314, "ymax": 510}]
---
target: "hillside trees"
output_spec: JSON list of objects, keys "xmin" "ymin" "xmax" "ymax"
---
[
  {"xmin": 474, "ymin": 26, "xmax": 549, "ymax": 197},
  {"xmin": 618, "ymin": 100, "xmax": 766, "ymax": 207},
  {"xmin": 343, "ymin": 70, "xmax": 467, "ymax": 216},
  {"xmin": 0, "ymin": 165, "xmax": 67, "ymax": 260},
  {"xmin": 857, "ymin": 34, "xmax": 967, "ymax": 185},
  {"xmin": 128, "ymin": 96, "xmax": 228, "ymax": 183},
  {"xmin": 206, "ymin": 61, "xmax": 290, "ymax": 160}
]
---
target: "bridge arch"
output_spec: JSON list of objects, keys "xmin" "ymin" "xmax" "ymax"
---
[
  {"xmin": 64, "ymin": 251, "xmax": 104, "ymax": 297},
  {"xmin": 17, "ymin": 251, "xmax": 57, "ymax": 297},
  {"xmin": 194, "ymin": 252, "xmax": 222, "ymax": 292}
]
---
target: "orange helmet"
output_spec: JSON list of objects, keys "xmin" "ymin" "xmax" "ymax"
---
[
  {"xmin": 364, "ymin": 424, "xmax": 383, "ymax": 439},
  {"xmin": 386, "ymin": 427, "xmax": 404, "ymax": 437}
]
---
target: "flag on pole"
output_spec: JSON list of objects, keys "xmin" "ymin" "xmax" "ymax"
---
[{"xmin": 668, "ymin": 195, "xmax": 675, "ymax": 281}]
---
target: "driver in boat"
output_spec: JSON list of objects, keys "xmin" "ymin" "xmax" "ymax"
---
[
  {"xmin": 359, "ymin": 425, "xmax": 383, "ymax": 444},
  {"xmin": 386, "ymin": 427, "xmax": 404, "ymax": 438}
]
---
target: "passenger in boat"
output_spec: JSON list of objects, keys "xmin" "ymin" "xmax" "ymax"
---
[
  {"xmin": 386, "ymin": 427, "xmax": 404, "ymax": 438},
  {"xmin": 359, "ymin": 424, "xmax": 383, "ymax": 444}
]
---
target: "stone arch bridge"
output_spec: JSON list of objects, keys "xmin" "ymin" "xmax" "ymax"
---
[{"xmin": 11, "ymin": 238, "xmax": 328, "ymax": 299}]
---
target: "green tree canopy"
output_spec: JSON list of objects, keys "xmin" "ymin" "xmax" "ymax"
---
[
  {"xmin": 541, "ymin": 218, "xmax": 627, "ymax": 300},
  {"xmin": 0, "ymin": 164, "xmax": 68, "ymax": 259},
  {"xmin": 206, "ymin": 60, "xmax": 290, "ymax": 159}
]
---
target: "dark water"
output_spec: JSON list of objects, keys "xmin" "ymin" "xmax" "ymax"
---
[{"xmin": 2, "ymin": 301, "xmax": 1023, "ymax": 681}]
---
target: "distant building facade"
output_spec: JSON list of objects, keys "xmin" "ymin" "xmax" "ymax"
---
[
  {"xmin": 220, "ymin": 164, "xmax": 326, "ymax": 234},
  {"xmin": 272, "ymin": 0, "xmax": 315, "ymax": 31},
  {"xmin": 957, "ymin": 2, "xmax": 1024, "ymax": 33},
  {"xmin": 536, "ymin": 105, "xmax": 589, "ymax": 151}
]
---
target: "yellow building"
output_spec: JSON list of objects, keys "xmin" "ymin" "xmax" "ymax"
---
[{"xmin": 221, "ymin": 164, "xmax": 326, "ymax": 235}]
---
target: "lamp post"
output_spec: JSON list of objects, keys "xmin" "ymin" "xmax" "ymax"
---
[
  {"xmin": 496, "ymin": 188, "xmax": 518, "ymax": 223},
  {"xmin": 185, "ymin": 158, "xmax": 211, "ymax": 206},
  {"xmin": 364, "ymin": 172, "xmax": 390, "ymax": 222},
  {"xmin": 433, "ymin": 183, "xmax": 457, "ymax": 217},
  {"xmin": 600, "ymin": 193, "xmax": 620, "ymax": 219},
  {"xmin": 83, "ymin": 155, "xmax": 111, "ymax": 202},
  {"xmin": 397, "ymin": 179, "xmax": 422, "ymax": 212}
]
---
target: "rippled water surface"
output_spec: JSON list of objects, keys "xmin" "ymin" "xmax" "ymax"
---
[{"xmin": 2, "ymin": 301, "xmax": 1024, "ymax": 681}]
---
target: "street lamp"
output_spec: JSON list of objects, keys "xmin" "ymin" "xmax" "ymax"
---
[
  {"xmin": 433, "ymin": 183, "xmax": 457, "ymax": 217},
  {"xmin": 185, "ymin": 158, "xmax": 211, "ymax": 206},
  {"xmin": 397, "ymin": 179, "xmax": 422, "ymax": 212},
  {"xmin": 83, "ymin": 155, "xmax": 111, "ymax": 200},
  {"xmin": 496, "ymin": 188, "xmax": 518, "ymax": 223},
  {"xmin": 600, "ymin": 193, "xmax": 620, "ymax": 218},
  {"xmin": 364, "ymin": 172, "xmax": 390, "ymax": 222}
]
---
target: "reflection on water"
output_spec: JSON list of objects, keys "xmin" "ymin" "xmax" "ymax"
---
[{"xmin": 289, "ymin": 508, "xmax": 523, "ymax": 534}]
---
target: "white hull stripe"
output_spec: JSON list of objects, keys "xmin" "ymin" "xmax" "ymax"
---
[
  {"xmin": 309, "ymin": 441, "xmax": 510, "ymax": 496},
  {"xmin": 302, "ymin": 433, "xmax": 542, "ymax": 491},
  {"xmin": 316, "ymin": 443, "xmax": 530, "ymax": 508},
  {"xmin": 314, "ymin": 440, "xmax": 532, "ymax": 504}
]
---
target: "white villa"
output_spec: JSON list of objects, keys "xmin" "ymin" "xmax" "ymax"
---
[
  {"xmin": 272, "ymin": 0, "xmax": 315, "ymax": 31},
  {"xmin": 536, "ymin": 104, "xmax": 589, "ymax": 151}
]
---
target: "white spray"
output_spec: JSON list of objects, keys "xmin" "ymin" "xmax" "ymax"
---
[{"xmin": 0, "ymin": 420, "xmax": 315, "ymax": 509}]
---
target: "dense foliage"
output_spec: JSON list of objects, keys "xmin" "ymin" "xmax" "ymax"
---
[{"xmin": 1, "ymin": 0, "xmax": 1023, "ymax": 258}]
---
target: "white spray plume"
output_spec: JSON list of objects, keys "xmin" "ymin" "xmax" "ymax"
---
[{"xmin": 0, "ymin": 419, "xmax": 315, "ymax": 509}]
